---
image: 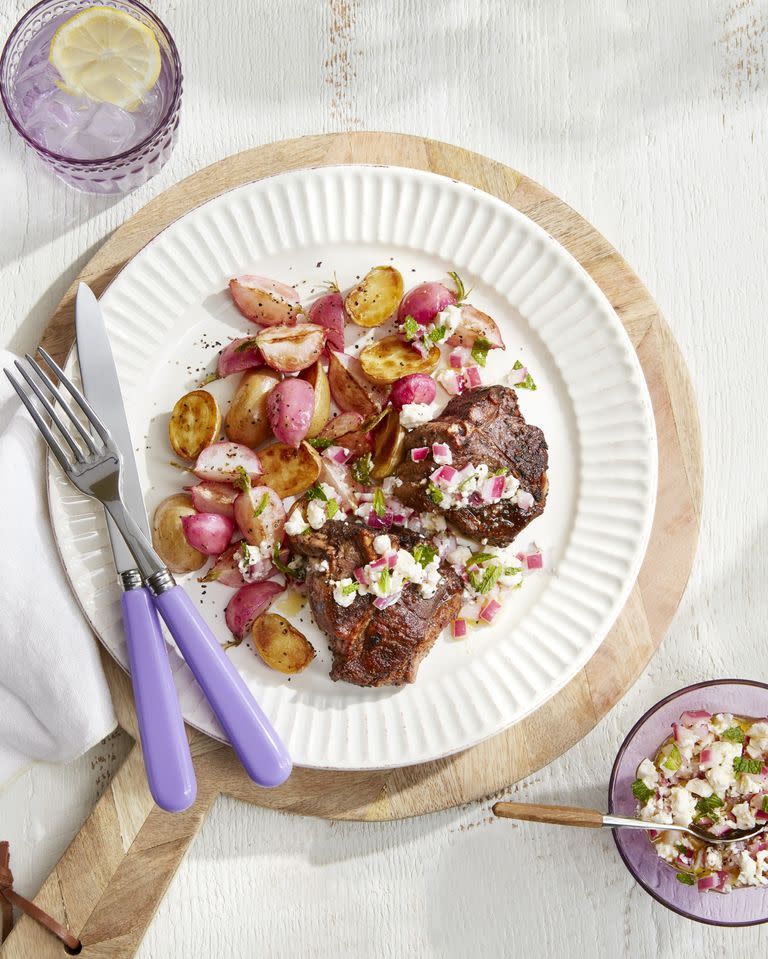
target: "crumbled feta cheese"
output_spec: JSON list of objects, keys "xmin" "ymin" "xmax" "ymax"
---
[
  {"xmin": 737, "ymin": 851, "xmax": 759, "ymax": 886},
  {"xmin": 637, "ymin": 758, "xmax": 659, "ymax": 790},
  {"xmin": 447, "ymin": 545, "xmax": 473, "ymax": 567},
  {"xmin": 710, "ymin": 713, "xmax": 735, "ymax": 735},
  {"xmin": 307, "ymin": 500, "xmax": 327, "ymax": 530},
  {"xmin": 655, "ymin": 842, "xmax": 677, "ymax": 863},
  {"xmin": 315, "ymin": 559, "xmax": 329, "ymax": 572},
  {"xmin": 685, "ymin": 778, "xmax": 714, "ymax": 798},
  {"xmin": 236, "ymin": 543, "xmax": 260, "ymax": 576},
  {"xmin": 285, "ymin": 508, "xmax": 309, "ymax": 536},
  {"xmin": 670, "ymin": 786, "xmax": 697, "ymax": 826},
  {"xmin": 373, "ymin": 534, "xmax": 392, "ymax": 555},
  {"xmin": 747, "ymin": 721, "xmax": 768, "ymax": 759},
  {"xmin": 702, "ymin": 741, "xmax": 743, "ymax": 796},
  {"xmin": 705, "ymin": 847, "xmax": 723, "ymax": 871},
  {"xmin": 640, "ymin": 798, "xmax": 672, "ymax": 825},
  {"xmin": 381, "ymin": 476, "xmax": 402, "ymax": 495},
  {"xmin": 420, "ymin": 511, "xmax": 447, "ymax": 534},
  {"xmin": 732, "ymin": 802, "xmax": 756, "ymax": 830},
  {"xmin": 332, "ymin": 578, "xmax": 358, "ymax": 607},
  {"xmin": 399, "ymin": 403, "xmax": 436, "ymax": 428},
  {"xmin": 435, "ymin": 304, "xmax": 463, "ymax": 335}
]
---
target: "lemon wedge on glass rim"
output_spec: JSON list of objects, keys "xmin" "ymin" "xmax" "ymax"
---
[{"xmin": 49, "ymin": 6, "xmax": 161, "ymax": 111}]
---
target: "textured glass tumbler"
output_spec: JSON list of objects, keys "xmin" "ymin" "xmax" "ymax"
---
[{"xmin": 0, "ymin": 0, "xmax": 182, "ymax": 194}]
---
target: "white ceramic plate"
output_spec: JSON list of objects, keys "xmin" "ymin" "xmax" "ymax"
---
[{"xmin": 49, "ymin": 165, "xmax": 657, "ymax": 770}]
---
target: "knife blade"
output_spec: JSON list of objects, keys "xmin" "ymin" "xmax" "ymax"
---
[{"xmin": 75, "ymin": 282, "xmax": 148, "ymax": 574}]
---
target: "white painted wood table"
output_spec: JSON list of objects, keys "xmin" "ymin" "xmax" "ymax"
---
[{"xmin": 0, "ymin": 0, "xmax": 766, "ymax": 955}]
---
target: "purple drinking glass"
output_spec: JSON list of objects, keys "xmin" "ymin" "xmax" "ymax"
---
[
  {"xmin": 609, "ymin": 679, "xmax": 768, "ymax": 926},
  {"xmin": 0, "ymin": 0, "xmax": 182, "ymax": 194}
]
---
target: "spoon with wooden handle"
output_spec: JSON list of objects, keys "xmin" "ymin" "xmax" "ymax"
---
[{"xmin": 492, "ymin": 801, "xmax": 766, "ymax": 845}]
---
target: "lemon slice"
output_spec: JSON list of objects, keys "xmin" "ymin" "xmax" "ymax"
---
[{"xmin": 49, "ymin": 6, "xmax": 161, "ymax": 111}]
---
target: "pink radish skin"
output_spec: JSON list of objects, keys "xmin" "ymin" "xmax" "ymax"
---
[
  {"xmin": 318, "ymin": 411, "xmax": 372, "ymax": 455},
  {"xmin": 389, "ymin": 373, "xmax": 437, "ymax": 410},
  {"xmin": 229, "ymin": 275, "xmax": 301, "ymax": 327},
  {"xmin": 203, "ymin": 542, "xmax": 274, "ymax": 588},
  {"xmin": 218, "ymin": 337, "xmax": 263, "ymax": 377},
  {"xmin": 266, "ymin": 378, "xmax": 315, "ymax": 447},
  {"xmin": 189, "ymin": 481, "xmax": 238, "ymax": 518},
  {"xmin": 181, "ymin": 512, "xmax": 235, "ymax": 556},
  {"xmin": 194, "ymin": 442, "xmax": 262, "ymax": 484},
  {"xmin": 397, "ymin": 282, "xmax": 457, "ymax": 327},
  {"xmin": 234, "ymin": 485, "xmax": 286, "ymax": 547},
  {"xmin": 225, "ymin": 580, "xmax": 285, "ymax": 639},
  {"xmin": 307, "ymin": 291, "xmax": 346, "ymax": 351},
  {"xmin": 446, "ymin": 303, "xmax": 505, "ymax": 350}
]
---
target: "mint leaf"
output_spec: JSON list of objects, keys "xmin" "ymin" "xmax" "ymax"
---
[
  {"xmin": 427, "ymin": 482, "xmax": 444, "ymax": 505},
  {"xmin": 307, "ymin": 437, "xmax": 333, "ymax": 450},
  {"xmin": 351, "ymin": 453, "xmax": 373, "ymax": 485},
  {"xmin": 341, "ymin": 580, "xmax": 359, "ymax": 596},
  {"xmin": 469, "ymin": 551, "xmax": 496, "ymax": 566},
  {"xmin": 305, "ymin": 484, "xmax": 328, "ymax": 501},
  {"xmin": 233, "ymin": 465, "xmax": 251, "ymax": 492},
  {"xmin": 734, "ymin": 756, "xmax": 762, "ymax": 775},
  {"xmin": 470, "ymin": 564, "xmax": 502, "ymax": 595},
  {"xmin": 631, "ymin": 779, "xmax": 655, "ymax": 804},
  {"xmin": 722, "ymin": 726, "xmax": 745, "ymax": 743},
  {"xmin": 428, "ymin": 324, "xmax": 447, "ymax": 343},
  {"xmin": 762, "ymin": 796, "xmax": 768, "ymax": 814},
  {"xmin": 379, "ymin": 567, "xmax": 391, "ymax": 593},
  {"xmin": 253, "ymin": 492, "xmax": 269, "ymax": 517},
  {"xmin": 326, "ymin": 498, "xmax": 339, "ymax": 519},
  {"xmin": 471, "ymin": 337, "xmax": 491, "ymax": 367},
  {"xmin": 661, "ymin": 744, "xmax": 682, "ymax": 772},
  {"xmin": 373, "ymin": 487, "xmax": 386, "ymax": 517},
  {"xmin": 412, "ymin": 543, "xmax": 438, "ymax": 568},
  {"xmin": 695, "ymin": 794, "xmax": 724, "ymax": 818},
  {"xmin": 676, "ymin": 872, "xmax": 696, "ymax": 885},
  {"xmin": 403, "ymin": 315, "xmax": 418, "ymax": 341}
]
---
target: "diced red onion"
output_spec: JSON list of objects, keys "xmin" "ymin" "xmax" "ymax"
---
[
  {"xmin": 680, "ymin": 710, "xmax": 712, "ymax": 726},
  {"xmin": 753, "ymin": 840, "xmax": 768, "ymax": 851},
  {"xmin": 479, "ymin": 599, "xmax": 502, "ymax": 623},
  {"xmin": 449, "ymin": 350, "xmax": 464, "ymax": 369},
  {"xmin": 481, "ymin": 475, "xmax": 505, "ymax": 502},
  {"xmin": 324, "ymin": 445, "xmax": 351, "ymax": 464},
  {"xmin": 410, "ymin": 339, "xmax": 430, "ymax": 358},
  {"xmin": 696, "ymin": 873, "xmax": 721, "ymax": 891},
  {"xmin": 708, "ymin": 819, "xmax": 733, "ymax": 837},
  {"xmin": 432, "ymin": 443, "xmax": 452, "ymax": 464},
  {"xmin": 411, "ymin": 446, "xmax": 430, "ymax": 462},
  {"xmin": 368, "ymin": 556, "xmax": 388, "ymax": 572},
  {"xmin": 387, "ymin": 552, "xmax": 398, "ymax": 569},
  {"xmin": 358, "ymin": 491, "xmax": 375, "ymax": 502},
  {"xmin": 756, "ymin": 811, "xmax": 768, "ymax": 823},
  {"xmin": 648, "ymin": 829, "xmax": 659, "ymax": 841},
  {"xmin": 367, "ymin": 509, "xmax": 394, "ymax": 530},
  {"xmin": 440, "ymin": 369, "xmax": 465, "ymax": 395},
  {"xmin": 452, "ymin": 619, "xmax": 468, "ymax": 638},
  {"xmin": 354, "ymin": 566, "xmax": 369, "ymax": 586},
  {"xmin": 454, "ymin": 464, "xmax": 475, "ymax": 485},
  {"xmin": 510, "ymin": 365, "xmax": 528, "ymax": 385},
  {"xmin": 465, "ymin": 365, "xmax": 482, "ymax": 388},
  {"xmin": 525, "ymin": 551, "xmax": 544, "ymax": 571},
  {"xmin": 516, "ymin": 489, "xmax": 535, "ymax": 512},
  {"xmin": 434, "ymin": 464, "xmax": 458, "ymax": 485},
  {"xmin": 392, "ymin": 513, "xmax": 407, "ymax": 525},
  {"xmin": 460, "ymin": 601, "xmax": 481, "ymax": 621},
  {"xmin": 373, "ymin": 592, "xmax": 401, "ymax": 610}
]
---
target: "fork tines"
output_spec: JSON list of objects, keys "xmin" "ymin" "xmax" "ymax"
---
[{"xmin": 5, "ymin": 348, "xmax": 109, "ymax": 472}]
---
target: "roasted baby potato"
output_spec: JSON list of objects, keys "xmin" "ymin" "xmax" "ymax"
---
[
  {"xmin": 300, "ymin": 360, "xmax": 331, "ymax": 436},
  {"xmin": 225, "ymin": 368, "xmax": 281, "ymax": 447},
  {"xmin": 359, "ymin": 335, "xmax": 440, "ymax": 385},
  {"xmin": 345, "ymin": 266, "xmax": 404, "ymax": 328},
  {"xmin": 251, "ymin": 612, "xmax": 315, "ymax": 674},
  {"xmin": 257, "ymin": 441, "xmax": 322, "ymax": 497},
  {"xmin": 371, "ymin": 408, "xmax": 406, "ymax": 479},
  {"xmin": 168, "ymin": 389, "xmax": 221, "ymax": 460},
  {"xmin": 151, "ymin": 493, "xmax": 207, "ymax": 573},
  {"xmin": 327, "ymin": 350, "xmax": 386, "ymax": 417}
]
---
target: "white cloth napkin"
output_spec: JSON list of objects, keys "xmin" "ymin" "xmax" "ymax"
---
[{"xmin": 0, "ymin": 350, "xmax": 116, "ymax": 786}]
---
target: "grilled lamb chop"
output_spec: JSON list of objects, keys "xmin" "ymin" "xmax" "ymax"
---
[
  {"xmin": 395, "ymin": 385, "xmax": 548, "ymax": 547},
  {"xmin": 289, "ymin": 518, "xmax": 462, "ymax": 687}
]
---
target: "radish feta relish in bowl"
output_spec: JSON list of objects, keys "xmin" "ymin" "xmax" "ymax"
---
[{"xmin": 609, "ymin": 681, "xmax": 768, "ymax": 926}]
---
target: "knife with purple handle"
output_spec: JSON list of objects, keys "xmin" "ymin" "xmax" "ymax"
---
[{"xmin": 76, "ymin": 283, "xmax": 292, "ymax": 790}]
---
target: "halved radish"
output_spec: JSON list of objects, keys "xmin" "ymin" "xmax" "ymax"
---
[
  {"xmin": 217, "ymin": 337, "xmax": 262, "ymax": 377},
  {"xmin": 327, "ymin": 350, "xmax": 388, "ymax": 416},
  {"xmin": 225, "ymin": 581, "xmax": 285, "ymax": 639},
  {"xmin": 188, "ymin": 481, "xmax": 238, "ymax": 518},
  {"xmin": 234, "ymin": 485, "xmax": 286, "ymax": 547},
  {"xmin": 307, "ymin": 291, "xmax": 346, "ymax": 351},
  {"xmin": 397, "ymin": 281, "xmax": 457, "ymax": 326},
  {"xmin": 229, "ymin": 275, "xmax": 301, "ymax": 326},
  {"xmin": 202, "ymin": 542, "xmax": 274, "ymax": 588},
  {"xmin": 319, "ymin": 410, "xmax": 371, "ymax": 456},
  {"xmin": 446, "ymin": 304, "xmax": 505, "ymax": 350},
  {"xmin": 266, "ymin": 378, "xmax": 315, "ymax": 447},
  {"xmin": 181, "ymin": 512, "xmax": 235, "ymax": 556},
  {"xmin": 194, "ymin": 442, "xmax": 262, "ymax": 484},
  {"xmin": 255, "ymin": 323, "xmax": 327, "ymax": 373}
]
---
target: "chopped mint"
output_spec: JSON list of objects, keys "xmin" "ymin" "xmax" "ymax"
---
[
  {"xmin": 341, "ymin": 580, "xmax": 359, "ymax": 596},
  {"xmin": 513, "ymin": 359, "xmax": 537, "ymax": 391},
  {"xmin": 372, "ymin": 487, "xmax": 387, "ymax": 517},
  {"xmin": 412, "ymin": 543, "xmax": 438, "ymax": 568},
  {"xmin": 733, "ymin": 756, "xmax": 762, "ymax": 775},
  {"xmin": 471, "ymin": 337, "xmax": 491, "ymax": 367},
  {"xmin": 661, "ymin": 744, "xmax": 682, "ymax": 772},
  {"xmin": 352, "ymin": 453, "xmax": 373, "ymax": 485},
  {"xmin": 631, "ymin": 779, "xmax": 655, "ymax": 804},
  {"xmin": 233, "ymin": 465, "xmax": 251, "ymax": 492},
  {"xmin": 428, "ymin": 324, "xmax": 447, "ymax": 343},
  {"xmin": 674, "ymin": 843, "xmax": 690, "ymax": 855},
  {"xmin": 403, "ymin": 315, "xmax": 419, "ymax": 341},
  {"xmin": 272, "ymin": 543, "xmax": 306, "ymax": 581},
  {"xmin": 676, "ymin": 872, "xmax": 696, "ymax": 885},
  {"xmin": 722, "ymin": 726, "xmax": 745, "ymax": 743},
  {"xmin": 448, "ymin": 271, "xmax": 466, "ymax": 303},
  {"xmin": 427, "ymin": 482, "xmax": 444, "ymax": 505},
  {"xmin": 762, "ymin": 796, "xmax": 768, "ymax": 814},
  {"xmin": 252, "ymin": 492, "xmax": 269, "ymax": 517},
  {"xmin": 504, "ymin": 565, "xmax": 522, "ymax": 575},
  {"xmin": 470, "ymin": 563, "xmax": 502, "ymax": 595},
  {"xmin": 307, "ymin": 437, "xmax": 333, "ymax": 450},
  {"xmin": 326, "ymin": 498, "xmax": 339, "ymax": 519},
  {"xmin": 469, "ymin": 551, "xmax": 496, "ymax": 566},
  {"xmin": 306, "ymin": 484, "xmax": 329, "ymax": 501},
  {"xmin": 490, "ymin": 466, "xmax": 509, "ymax": 476},
  {"xmin": 695, "ymin": 794, "xmax": 724, "ymax": 817},
  {"xmin": 379, "ymin": 567, "xmax": 391, "ymax": 593}
]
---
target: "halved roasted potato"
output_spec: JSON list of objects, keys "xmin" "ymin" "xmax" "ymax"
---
[
  {"xmin": 345, "ymin": 266, "xmax": 403, "ymax": 328},
  {"xmin": 300, "ymin": 360, "xmax": 331, "ymax": 437},
  {"xmin": 168, "ymin": 390, "xmax": 221, "ymax": 460},
  {"xmin": 258, "ymin": 441, "xmax": 322, "ymax": 497},
  {"xmin": 327, "ymin": 351, "xmax": 387, "ymax": 417},
  {"xmin": 371, "ymin": 408, "xmax": 406, "ymax": 479},
  {"xmin": 359, "ymin": 335, "xmax": 440, "ymax": 385},
  {"xmin": 251, "ymin": 613, "xmax": 315, "ymax": 674},
  {"xmin": 151, "ymin": 493, "xmax": 207, "ymax": 573},
  {"xmin": 225, "ymin": 368, "xmax": 281, "ymax": 447}
]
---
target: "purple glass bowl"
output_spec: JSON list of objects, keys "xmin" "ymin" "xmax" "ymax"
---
[
  {"xmin": 0, "ymin": 0, "xmax": 182, "ymax": 194},
  {"xmin": 609, "ymin": 680, "xmax": 768, "ymax": 926}
]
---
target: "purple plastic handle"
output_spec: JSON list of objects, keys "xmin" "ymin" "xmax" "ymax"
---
[
  {"xmin": 121, "ymin": 587, "xmax": 197, "ymax": 812},
  {"xmin": 153, "ymin": 585, "xmax": 292, "ymax": 787}
]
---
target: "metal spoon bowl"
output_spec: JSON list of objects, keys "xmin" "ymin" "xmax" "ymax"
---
[{"xmin": 492, "ymin": 801, "xmax": 767, "ymax": 845}]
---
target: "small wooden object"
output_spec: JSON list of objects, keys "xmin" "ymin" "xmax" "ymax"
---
[
  {"xmin": 493, "ymin": 801, "xmax": 605, "ymax": 829},
  {"xmin": 3, "ymin": 133, "xmax": 701, "ymax": 959}
]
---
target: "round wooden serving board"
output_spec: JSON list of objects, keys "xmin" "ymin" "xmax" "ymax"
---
[{"xmin": 6, "ymin": 133, "xmax": 701, "ymax": 959}]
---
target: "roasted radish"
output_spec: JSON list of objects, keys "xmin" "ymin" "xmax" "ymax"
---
[
  {"xmin": 266, "ymin": 378, "xmax": 315, "ymax": 447},
  {"xmin": 256, "ymin": 323, "xmax": 327, "ymax": 373},
  {"xmin": 225, "ymin": 368, "xmax": 281, "ymax": 447},
  {"xmin": 233, "ymin": 485, "xmax": 286, "ymax": 547},
  {"xmin": 251, "ymin": 613, "xmax": 315, "ymax": 674},
  {"xmin": 151, "ymin": 493, "xmax": 207, "ymax": 574},
  {"xmin": 229, "ymin": 275, "xmax": 301, "ymax": 326},
  {"xmin": 445, "ymin": 304, "xmax": 505, "ymax": 351},
  {"xmin": 300, "ymin": 360, "xmax": 331, "ymax": 436},
  {"xmin": 359, "ymin": 335, "xmax": 440, "ymax": 385},
  {"xmin": 181, "ymin": 512, "xmax": 235, "ymax": 556},
  {"xmin": 194, "ymin": 441, "xmax": 262, "ymax": 484},
  {"xmin": 397, "ymin": 281, "xmax": 456, "ymax": 327},
  {"xmin": 217, "ymin": 337, "xmax": 262, "ymax": 377},
  {"xmin": 306, "ymin": 291, "xmax": 346, "ymax": 351},
  {"xmin": 258, "ymin": 441, "xmax": 322, "ymax": 498},
  {"xmin": 188, "ymin": 481, "xmax": 238, "ymax": 518},
  {"xmin": 389, "ymin": 372, "xmax": 437, "ymax": 410},
  {"xmin": 327, "ymin": 350, "xmax": 387, "ymax": 416},
  {"xmin": 225, "ymin": 581, "xmax": 285, "ymax": 640}
]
